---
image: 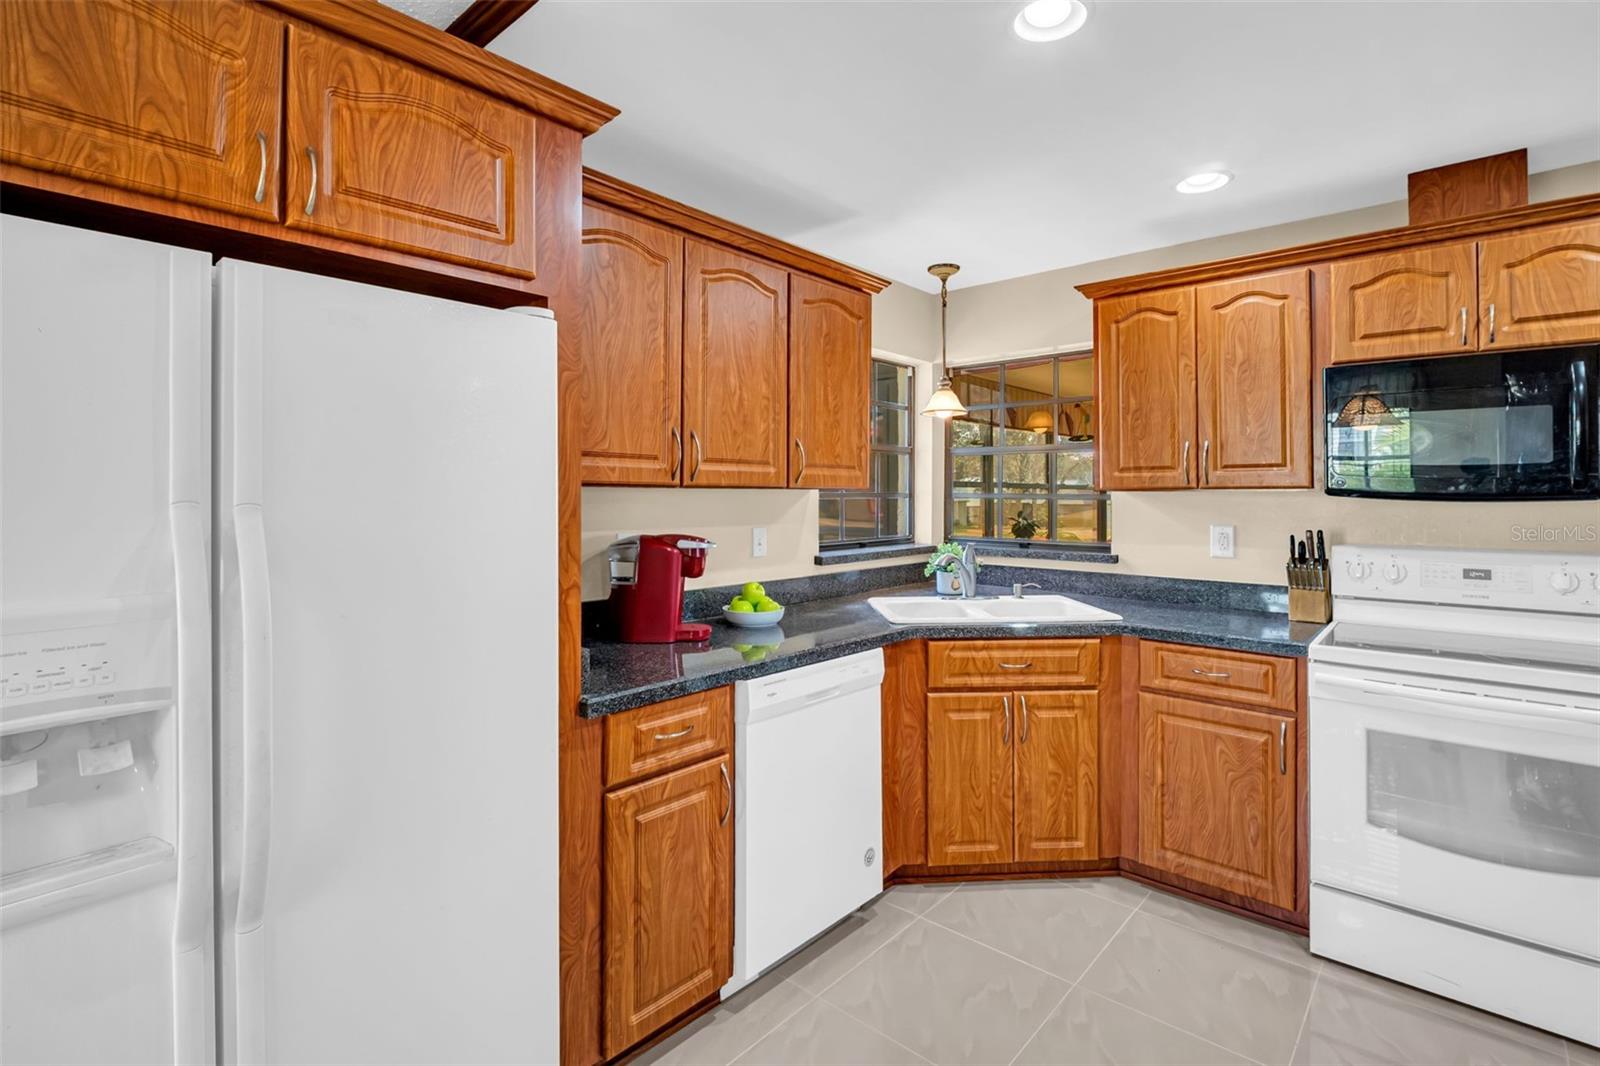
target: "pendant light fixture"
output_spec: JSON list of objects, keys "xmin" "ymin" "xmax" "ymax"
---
[
  {"xmin": 921, "ymin": 262, "xmax": 967, "ymax": 420},
  {"xmin": 1333, "ymin": 386, "xmax": 1401, "ymax": 430}
]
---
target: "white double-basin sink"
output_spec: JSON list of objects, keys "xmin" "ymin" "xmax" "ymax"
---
[{"xmin": 867, "ymin": 594, "xmax": 1121, "ymax": 626}]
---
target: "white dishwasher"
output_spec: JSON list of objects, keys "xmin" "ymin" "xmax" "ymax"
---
[{"xmin": 727, "ymin": 648, "xmax": 884, "ymax": 993}]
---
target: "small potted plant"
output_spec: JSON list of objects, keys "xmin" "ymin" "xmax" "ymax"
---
[
  {"xmin": 1010, "ymin": 505, "xmax": 1040, "ymax": 540},
  {"xmin": 925, "ymin": 540, "xmax": 978, "ymax": 595}
]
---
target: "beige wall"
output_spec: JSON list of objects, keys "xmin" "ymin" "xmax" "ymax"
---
[
  {"xmin": 941, "ymin": 161, "xmax": 1600, "ymax": 585},
  {"xmin": 582, "ymin": 163, "xmax": 1600, "ymax": 598},
  {"xmin": 580, "ymin": 282, "xmax": 941, "ymax": 600}
]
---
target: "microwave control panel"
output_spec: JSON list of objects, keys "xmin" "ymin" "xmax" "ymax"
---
[{"xmin": 1333, "ymin": 545, "xmax": 1600, "ymax": 614}]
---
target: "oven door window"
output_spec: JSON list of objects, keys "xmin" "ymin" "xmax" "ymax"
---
[
  {"xmin": 1367, "ymin": 731, "xmax": 1600, "ymax": 876},
  {"xmin": 1325, "ymin": 345, "xmax": 1598, "ymax": 498}
]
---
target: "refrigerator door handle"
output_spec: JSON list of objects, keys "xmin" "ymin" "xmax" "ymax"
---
[{"xmin": 234, "ymin": 503, "xmax": 274, "ymax": 935}]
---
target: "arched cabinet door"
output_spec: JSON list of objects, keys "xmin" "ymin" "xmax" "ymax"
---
[
  {"xmin": 1095, "ymin": 288, "xmax": 1197, "ymax": 490},
  {"xmin": 788, "ymin": 274, "xmax": 871, "ymax": 489},
  {"xmin": 579, "ymin": 203, "xmax": 684, "ymax": 485},
  {"xmin": 1479, "ymin": 221, "xmax": 1600, "ymax": 350},
  {"xmin": 682, "ymin": 239, "xmax": 788, "ymax": 488},
  {"xmin": 1329, "ymin": 241, "xmax": 1477, "ymax": 362}
]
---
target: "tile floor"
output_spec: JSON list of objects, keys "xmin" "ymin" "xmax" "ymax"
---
[{"xmin": 636, "ymin": 877, "xmax": 1592, "ymax": 1066}]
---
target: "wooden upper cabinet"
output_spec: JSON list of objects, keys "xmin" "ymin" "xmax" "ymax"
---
[
  {"xmin": 926, "ymin": 693, "xmax": 1014, "ymax": 866},
  {"xmin": 1097, "ymin": 289, "xmax": 1197, "ymax": 489},
  {"xmin": 1479, "ymin": 221, "xmax": 1600, "ymax": 349},
  {"xmin": 603, "ymin": 755, "xmax": 732, "ymax": 1058},
  {"xmin": 682, "ymin": 239, "xmax": 789, "ymax": 487},
  {"xmin": 788, "ymin": 274, "xmax": 871, "ymax": 489},
  {"xmin": 1137, "ymin": 692, "xmax": 1296, "ymax": 911},
  {"xmin": 0, "ymin": 0, "xmax": 283, "ymax": 220},
  {"xmin": 1015, "ymin": 690, "xmax": 1099, "ymax": 862},
  {"xmin": 1195, "ymin": 270, "xmax": 1313, "ymax": 488},
  {"xmin": 285, "ymin": 26, "xmax": 538, "ymax": 279},
  {"xmin": 1330, "ymin": 241, "xmax": 1477, "ymax": 363},
  {"xmin": 580, "ymin": 203, "xmax": 685, "ymax": 485}
]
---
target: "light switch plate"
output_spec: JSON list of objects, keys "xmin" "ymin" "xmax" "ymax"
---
[
  {"xmin": 752, "ymin": 526, "xmax": 768, "ymax": 558},
  {"xmin": 1210, "ymin": 524, "xmax": 1236, "ymax": 559}
]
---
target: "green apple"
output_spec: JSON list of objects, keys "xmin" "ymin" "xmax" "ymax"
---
[
  {"xmin": 755, "ymin": 598, "xmax": 781, "ymax": 612},
  {"xmin": 741, "ymin": 581, "xmax": 766, "ymax": 603},
  {"xmin": 727, "ymin": 600, "xmax": 754, "ymax": 613}
]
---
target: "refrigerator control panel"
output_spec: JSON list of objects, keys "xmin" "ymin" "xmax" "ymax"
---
[{"xmin": 1, "ymin": 615, "xmax": 172, "ymax": 710}]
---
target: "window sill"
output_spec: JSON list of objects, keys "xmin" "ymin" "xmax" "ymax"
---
[
  {"xmin": 814, "ymin": 543, "xmax": 937, "ymax": 566},
  {"xmin": 963, "ymin": 542, "xmax": 1119, "ymax": 564}
]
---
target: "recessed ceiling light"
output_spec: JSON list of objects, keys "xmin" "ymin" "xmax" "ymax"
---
[
  {"xmin": 1013, "ymin": 0, "xmax": 1089, "ymax": 42},
  {"xmin": 1176, "ymin": 170, "xmax": 1233, "ymax": 194}
]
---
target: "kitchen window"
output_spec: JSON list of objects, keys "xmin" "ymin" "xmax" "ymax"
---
[
  {"xmin": 819, "ymin": 360, "xmax": 914, "ymax": 546},
  {"xmin": 946, "ymin": 353, "xmax": 1111, "ymax": 549}
]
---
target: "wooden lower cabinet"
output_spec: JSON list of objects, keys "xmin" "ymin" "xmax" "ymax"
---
[
  {"xmin": 926, "ymin": 693, "xmax": 1014, "ymax": 865},
  {"xmin": 1136, "ymin": 692, "xmax": 1296, "ymax": 911},
  {"xmin": 926, "ymin": 689, "xmax": 1099, "ymax": 867},
  {"xmin": 602, "ymin": 754, "xmax": 732, "ymax": 1058},
  {"xmin": 1015, "ymin": 690, "xmax": 1099, "ymax": 862}
]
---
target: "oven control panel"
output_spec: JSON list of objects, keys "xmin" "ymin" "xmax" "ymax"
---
[{"xmin": 1333, "ymin": 545, "xmax": 1600, "ymax": 613}]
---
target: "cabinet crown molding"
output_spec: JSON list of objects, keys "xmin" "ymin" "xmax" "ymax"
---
[{"xmin": 583, "ymin": 168, "xmax": 891, "ymax": 294}]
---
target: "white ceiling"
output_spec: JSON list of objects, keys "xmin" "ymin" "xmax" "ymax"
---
[
  {"xmin": 382, "ymin": 0, "xmax": 472, "ymax": 29},
  {"xmin": 488, "ymin": 1, "xmax": 1600, "ymax": 291}
]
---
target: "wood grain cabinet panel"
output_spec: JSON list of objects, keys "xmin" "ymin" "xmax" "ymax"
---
[
  {"xmin": 1329, "ymin": 241, "xmax": 1477, "ymax": 362},
  {"xmin": 580, "ymin": 203, "xmax": 685, "ymax": 485},
  {"xmin": 926, "ymin": 693, "xmax": 1014, "ymax": 866},
  {"xmin": 682, "ymin": 239, "xmax": 789, "ymax": 487},
  {"xmin": 1137, "ymin": 693, "xmax": 1296, "ymax": 911},
  {"xmin": 1097, "ymin": 289, "xmax": 1197, "ymax": 489},
  {"xmin": 788, "ymin": 274, "xmax": 871, "ymax": 489},
  {"xmin": 1139, "ymin": 641, "xmax": 1296, "ymax": 712},
  {"xmin": 603, "ymin": 755, "xmax": 732, "ymax": 1058},
  {"xmin": 928, "ymin": 639, "xmax": 1099, "ymax": 690},
  {"xmin": 1479, "ymin": 221, "xmax": 1600, "ymax": 349},
  {"xmin": 603, "ymin": 687, "xmax": 731, "ymax": 789},
  {"xmin": 285, "ymin": 25, "xmax": 538, "ymax": 279},
  {"xmin": 1015, "ymin": 690, "xmax": 1099, "ymax": 862},
  {"xmin": 1195, "ymin": 270, "xmax": 1313, "ymax": 488},
  {"xmin": 0, "ymin": 0, "xmax": 284, "ymax": 220}
]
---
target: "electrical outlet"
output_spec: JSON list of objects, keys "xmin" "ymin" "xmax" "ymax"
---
[
  {"xmin": 751, "ymin": 526, "xmax": 768, "ymax": 558},
  {"xmin": 1210, "ymin": 524, "xmax": 1236, "ymax": 559}
]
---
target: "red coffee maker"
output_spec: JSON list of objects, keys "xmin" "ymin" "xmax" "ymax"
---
[{"xmin": 607, "ymin": 534, "xmax": 716, "ymax": 643}]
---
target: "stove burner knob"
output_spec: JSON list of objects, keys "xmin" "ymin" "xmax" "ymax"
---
[
  {"xmin": 1382, "ymin": 561, "xmax": 1407, "ymax": 584},
  {"xmin": 1550, "ymin": 570, "xmax": 1580, "ymax": 594},
  {"xmin": 1345, "ymin": 559, "xmax": 1370, "ymax": 581}
]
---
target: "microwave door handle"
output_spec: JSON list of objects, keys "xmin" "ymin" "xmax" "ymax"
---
[{"xmin": 1570, "ymin": 361, "xmax": 1586, "ymax": 489}]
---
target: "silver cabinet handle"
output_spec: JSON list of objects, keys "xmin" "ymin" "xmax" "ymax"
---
[
  {"xmin": 1202, "ymin": 440, "xmax": 1211, "ymax": 485},
  {"xmin": 254, "ymin": 131, "xmax": 268, "ymax": 204},
  {"xmin": 304, "ymin": 146, "xmax": 318, "ymax": 217},
  {"xmin": 1278, "ymin": 721, "xmax": 1288, "ymax": 775},
  {"xmin": 998, "ymin": 662, "xmax": 1032, "ymax": 670},
  {"xmin": 1488, "ymin": 302, "xmax": 1497, "ymax": 344},
  {"xmin": 1191, "ymin": 668, "xmax": 1231, "ymax": 679},
  {"xmin": 689, "ymin": 430, "xmax": 703, "ymax": 483},
  {"xmin": 653, "ymin": 724, "xmax": 693, "ymax": 741},
  {"xmin": 1001, "ymin": 695, "xmax": 1012, "ymax": 745},
  {"xmin": 1019, "ymin": 693, "xmax": 1030, "ymax": 744},
  {"xmin": 1459, "ymin": 306, "xmax": 1468, "ymax": 346},
  {"xmin": 669, "ymin": 427, "xmax": 683, "ymax": 481},
  {"xmin": 1182, "ymin": 440, "xmax": 1191, "ymax": 485},
  {"xmin": 794, "ymin": 438, "xmax": 807, "ymax": 483},
  {"xmin": 719, "ymin": 761, "xmax": 732, "ymax": 826}
]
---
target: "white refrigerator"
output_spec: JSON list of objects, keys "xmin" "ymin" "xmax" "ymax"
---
[{"xmin": 0, "ymin": 215, "xmax": 560, "ymax": 1065}]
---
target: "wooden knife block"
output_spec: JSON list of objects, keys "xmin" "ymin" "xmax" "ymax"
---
[{"xmin": 1288, "ymin": 585, "xmax": 1332, "ymax": 624}]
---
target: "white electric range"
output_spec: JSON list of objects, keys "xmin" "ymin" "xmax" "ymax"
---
[{"xmin": 1308, "ymin": 545, "xmax": 1600, "ymax": 1045}]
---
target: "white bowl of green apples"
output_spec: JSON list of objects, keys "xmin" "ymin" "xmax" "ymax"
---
[{"xmin": 722, "ymin": 582, "xmax": 785, "ymax": 627}]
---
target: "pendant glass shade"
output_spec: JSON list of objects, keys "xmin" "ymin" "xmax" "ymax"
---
[
  {"xmin": 1333, "ymin": 387, "xmax": 1400, "ymax": 430},
  {"xmin": 922, "ymin": 377, "xmax": 966, "ymax": 419},
  {"xmin": 922, "ymin": 262, "xmax": 968, "ymax": 420}
]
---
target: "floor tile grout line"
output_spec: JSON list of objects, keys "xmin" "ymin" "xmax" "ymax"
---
[
  {"xmin": 916, "ymin": 902, "xmax": 1133, "ymax": 984},
  {"xmin": 713, "ymin": 981, "xmax": 819, "ymax": 1066},
  {"xmin": 1285, "ymin": 967, "xmax": 1322, "ymax": 1066},
  {"xmin": 1133, "ymin": 902, "xmax": 1321, "ymax": 976},
  {"xmin": 814, "ymin": 998, "xmax": 938, "ymax": 1066},
  {"xmin": 804, "ymin": 908, "xmax": 928, "ymax": 1001},
  {"xmin": 1078, "ymin": 987, "xmax": 1273, "ymax": 1066},
  {"xmin": 880, "ymin": 883, "xmax": 958, "ymax": 917},
  {"xmin": 1005, "ymin": 980, "xmax": 1078, "ymax": 1066}
]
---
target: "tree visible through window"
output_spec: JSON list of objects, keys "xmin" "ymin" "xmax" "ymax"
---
[
  {"xmin": 946, "ymin": 353, "xmax": 1111, "ymax": 547},
  {"xmin": 819, "ymin": 361, "xmax": 914, "ymax": 547}
]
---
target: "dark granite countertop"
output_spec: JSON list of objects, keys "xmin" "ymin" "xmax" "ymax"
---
[{"xmin": 580, "ymin": 577, "xmax": 1327, "ymax": 718}]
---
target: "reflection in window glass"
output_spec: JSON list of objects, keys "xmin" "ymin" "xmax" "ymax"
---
[
  {"xmin": 820, "ymin": 360, "xmax": 915, "ymax": 547},
  {"xmin": 946, "ymin": 353, "xmax": 1110, "ymax": 548}
]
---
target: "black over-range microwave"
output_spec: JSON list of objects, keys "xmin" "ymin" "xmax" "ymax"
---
[{"xmin": 1324, "ymin": 345, "xmax": 1599, "ymax": 500}]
